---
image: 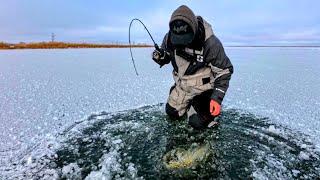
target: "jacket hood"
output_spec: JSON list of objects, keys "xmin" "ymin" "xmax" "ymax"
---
[{"xmin": 169, "ymin": 5, "xmax": 198, "ymax": 35}]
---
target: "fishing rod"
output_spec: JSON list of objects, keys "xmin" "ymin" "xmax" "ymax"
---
[{"xmin": 129, "ymin": 18, "xmax": 160, "ymax": 76}]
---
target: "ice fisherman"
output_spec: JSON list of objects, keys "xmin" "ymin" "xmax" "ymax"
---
[{"xmin": 152, "ymin": 5, "xmax": 233, "ymax": 130}]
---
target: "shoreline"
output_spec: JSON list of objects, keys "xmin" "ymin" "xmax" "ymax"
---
[
  {"xmin": 0, "ymin": 42, "xmax": 153, "ymax": 50},
  {"xmin": 1, "ymin": 42, "xmax": 319, "ymax": 50},
  {"xmin": 226, "ymin": 45, "xmax": 320, "ymax": 48}
]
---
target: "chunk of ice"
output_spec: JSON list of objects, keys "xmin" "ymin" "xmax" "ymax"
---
[{"xmin": 298, "ymin": 151, "xmax": 310, "ymax": 160}]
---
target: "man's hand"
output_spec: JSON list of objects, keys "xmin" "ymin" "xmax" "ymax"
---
[
  {"xmin": 152, "ymin": 48, "xmax": 165, "ymax": 64},
  {"xmin": 210, "ymin": 99, "xmax": 221, "ymax": 117}
]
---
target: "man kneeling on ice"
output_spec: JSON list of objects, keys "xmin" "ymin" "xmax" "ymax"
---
[{"xmin": 152, "ymin": 5, "xmax": 233, "ymax": 130}]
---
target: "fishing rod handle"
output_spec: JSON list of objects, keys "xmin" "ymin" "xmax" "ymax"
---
[{"xmin": 154, "ymin": 44, "xmax": 161, "ymax": 51}]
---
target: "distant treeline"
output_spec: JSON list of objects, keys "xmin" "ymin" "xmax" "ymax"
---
[{"xmin": 0, "ymin": 42, "xmax": 153, "ymax": 50}]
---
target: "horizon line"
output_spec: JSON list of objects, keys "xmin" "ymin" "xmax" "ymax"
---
[{"xmin": 1, "ymin": 41, "xmax": 320, "ymax": 48}]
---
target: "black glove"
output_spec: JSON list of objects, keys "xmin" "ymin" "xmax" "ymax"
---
[{"xmin": 152, "ymin": 48, "xmax": 167, "ymax": 66}]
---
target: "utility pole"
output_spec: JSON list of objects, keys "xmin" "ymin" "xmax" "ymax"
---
[{"xmin": 51, "ymin": 33, "xmax": 55, "ymax": 42}]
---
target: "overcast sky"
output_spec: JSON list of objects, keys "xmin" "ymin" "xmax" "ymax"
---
[{"xmin": 0, "ymin": 0, "xmax": 319, "ymax": 45}]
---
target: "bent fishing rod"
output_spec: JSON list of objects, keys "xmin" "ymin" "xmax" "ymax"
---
[{"xmin": 129, "ymin": 18, "xmax": 160, "ymax": 76}]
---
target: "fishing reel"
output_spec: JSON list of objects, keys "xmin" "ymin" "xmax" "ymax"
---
[{"xmin": 152, "ymin": 45, "xmax": 165, "ymax": 61}]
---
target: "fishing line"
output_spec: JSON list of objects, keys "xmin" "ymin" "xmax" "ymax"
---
[{"xmin": 129, "ymin": 18, "xmax": 159, "ymax": 76}]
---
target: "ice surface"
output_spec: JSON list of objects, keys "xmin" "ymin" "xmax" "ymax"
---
[
  {"xmin": 0, "ymin": 48, "xmax": 172, "ymax": 167},
  {"xmin": 1, "ymin": 47, "xmax": 320, "ymax": 178},
  {"xmin": 61, "ymin": 163, "xmax": 81, "ymax": 179},
  {"xmin": 298, "ymin": 151, "xmax": 310, "ymax": 161},
  {"xmin": 1, "ymin": 104, "xmax": 320, "ymax": 179}
]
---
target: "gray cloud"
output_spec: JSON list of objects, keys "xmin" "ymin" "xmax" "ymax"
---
[{"xmin": 0, "ymin": 0, "xmax": 319, "ymax": 45}]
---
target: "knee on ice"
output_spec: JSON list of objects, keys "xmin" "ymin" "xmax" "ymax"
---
[{"xmin": 165, "ymin": 103, "xmax": 182, "ymax": 120}]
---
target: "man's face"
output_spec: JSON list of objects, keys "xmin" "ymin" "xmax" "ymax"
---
[{"xmin": 170, "ymin": 20, "xmax": 194, "ymax": 47}]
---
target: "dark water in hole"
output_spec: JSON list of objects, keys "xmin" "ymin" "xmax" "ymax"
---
[{"xmin": 13, "ymin": 104, "xmax": 320, "ymax": 179}]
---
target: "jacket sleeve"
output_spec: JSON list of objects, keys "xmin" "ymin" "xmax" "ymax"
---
[
  {"xmin": 203, "ymin": 34, "xmax": 234, "ymax": 104},
  {"xmin": 157, "ymin": 33, "xmax": 173, "ymax": 67}
]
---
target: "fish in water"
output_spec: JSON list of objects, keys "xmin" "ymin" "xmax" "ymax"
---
[{"xmin": 163, "ymin": 144, "xmax": 209, "ymax": 169}]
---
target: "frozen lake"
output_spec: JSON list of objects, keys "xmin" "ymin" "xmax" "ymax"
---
[{"xmin": 0, "ymin": 47, "xmax": 320, "ymax": 179}]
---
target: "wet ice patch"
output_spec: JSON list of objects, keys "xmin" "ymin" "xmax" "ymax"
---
[
  {"xmin": 267, "ymin": 125, "xmax": 280, "ymax": 134},
  {"xmin": 85, "ymin": 148, "xmax": 122, "ymax": 180},
  {"xmin": 62, "ymin": 163, "xmax": 82, "ymax": 179},
  {"xmin": 84, "ymin": 137, "xmax": 140, "ymax": 180},
  {"xmin": 2, "ymin": 105, "xmax": 320, "ymax": 179}
]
